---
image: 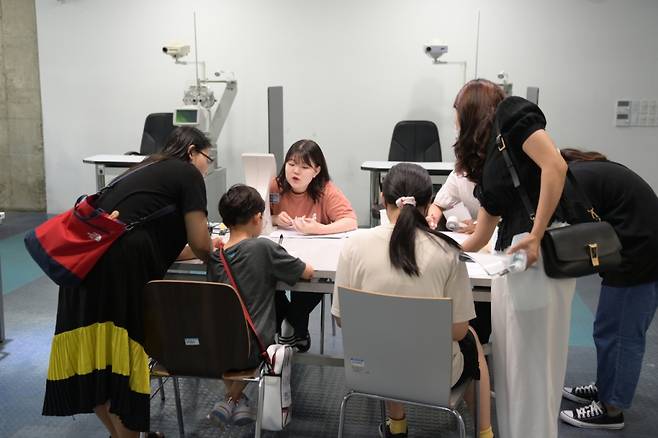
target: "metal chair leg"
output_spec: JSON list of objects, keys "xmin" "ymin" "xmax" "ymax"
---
[
  {"xmin": 255, "ymin": 372, "xmax": 266, "ymax": 438},
  {"xmin": 473, "ymin": 379, "xmax": 480, "ymax": 437},
  {"xmin": 331, "ymin": 294, "xmax": 336, "ymax": 336},
  {"xmin": 320, "ymin": 295, "xmax": 326, "ymax": 354},
  {"xmin": 158, "ymin": 376, "xmax": 165, "ymax": 402},
  {"xmin": 453, "ymin": 409, "xmax": 466, "ymax": 438},
  {"xmin": 172, "ymin": 377, "xmax": 185, "ymax": 438},
  {"xmin": 337, "ymin": 391, "xmax": 355, "ymax": 438}
]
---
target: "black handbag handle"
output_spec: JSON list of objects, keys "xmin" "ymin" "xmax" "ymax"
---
[{"xmin": 494, "ymin": 121, "xmax": 601, "ymax": 223}]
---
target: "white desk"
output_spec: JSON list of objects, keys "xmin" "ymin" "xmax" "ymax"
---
[
  {"xmin": 170, "ymin": 234, "xmax": 490, "ymax": 292},
  {"xmin": 169, "ymin": 232, "xmax": 491, "ymax": 357},
  {"xmin": 83, "ymin": 154, "xmax": 146, "ymax": 192},
  {"xmin": 361, "ymin": 161, "xmax": 455, "ymax": 227}
]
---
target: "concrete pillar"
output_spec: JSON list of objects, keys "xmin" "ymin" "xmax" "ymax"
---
[{"xmin": 0, "ymin": 0, "xmax": 44, "ymax": 211}]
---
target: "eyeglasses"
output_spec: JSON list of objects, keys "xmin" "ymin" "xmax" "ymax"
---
[{"xmin": 198, "ymin": 150, "xmax": 214, "ymax": 164}]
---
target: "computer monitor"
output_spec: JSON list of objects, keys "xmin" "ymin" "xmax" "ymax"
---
[
  {"xmin": 242, "ymin": 153, "xmax": 277, "ymax": 235},
  {"xmin": 173, "ymin": 106, "xmax": 210, "ymax": 132}
]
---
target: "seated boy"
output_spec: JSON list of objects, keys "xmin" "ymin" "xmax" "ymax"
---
[{"xmin": 206, "ymin": 184, "xmax": 314, "ymax": 425}]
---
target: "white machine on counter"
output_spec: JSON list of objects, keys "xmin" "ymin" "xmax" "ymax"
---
[
  {"xmin": 242, "ymin": 153, "xmax": 277, "ymax": 236},
  {"xmin": 162, "ymin": 14, "xmax": 237, "ymax": 221}
]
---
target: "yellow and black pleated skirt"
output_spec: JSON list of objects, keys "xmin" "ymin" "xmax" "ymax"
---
[{"xmin": 43, "ymin": 229, "xmax": 168, "ymax": 432}]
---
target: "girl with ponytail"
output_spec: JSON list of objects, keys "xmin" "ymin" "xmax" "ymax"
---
[{"xmin": 331, "ymin": 163, "xmax": 494, "ymax": 438}]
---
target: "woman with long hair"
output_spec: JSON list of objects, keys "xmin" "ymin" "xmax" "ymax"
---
[
  {"xmin": 455, "ymin": 79, "xmax": 576, "ymax": 438},
  {"xmin": 270, "ymin": 139, "xmax": 357, "ymax": 351},
  {"xmin": 332, "ymin": 163, "xmax": 494, "ymax": 438},
  {"xmin": 558, "ymin": 149, "xmax": 658, "ymax": 430},
  {"xmin": 42, "ymin": 127, "xmax": 215, "ymax": 438}
]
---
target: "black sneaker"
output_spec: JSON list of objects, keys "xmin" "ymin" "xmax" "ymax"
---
[
  {"xmin": 277, "ymin": 332, "xmax": 311, "ymax": 353},
  {"xmin": 560, "ymin": 401, "xmax": 624, "ymax": 429},
  {"xmin": 563, "ymin": 383, "xmax": 599, "ymax": 404},
  {"xmin": 378, "ymin": 421, "xmax": 408, "ymax": 438}
]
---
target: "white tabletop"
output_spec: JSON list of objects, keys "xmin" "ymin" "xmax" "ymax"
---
[
  {"xmin": 83, "ymin": 154, "xmax": 146, "ymax": 165},
  {"xmin": 171, "ymin": 231, "xmax": 491, "ymax": 289},
  {"xmin": 361, "ymin": 160, "xmax": 454, "ymax": 173},
  {"xmin": 268, "ymin": 232, "xmax": 491, "ymax": 288}
]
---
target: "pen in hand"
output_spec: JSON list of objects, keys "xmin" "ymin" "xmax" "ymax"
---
[{"xmin": 278, "ymin": 233, "xmax": 284, "ymax": 245}]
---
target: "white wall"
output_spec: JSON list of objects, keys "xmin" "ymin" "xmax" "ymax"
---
[{"xmin": 36, "ymin": 0, "xmax": 658, "ymax": 222}]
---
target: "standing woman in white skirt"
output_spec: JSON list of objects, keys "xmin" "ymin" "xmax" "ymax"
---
[{"xmin": 454, "ymin": 79, "xmax": 576, "ymax": 438}]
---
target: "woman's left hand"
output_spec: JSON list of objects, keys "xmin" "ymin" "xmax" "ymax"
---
[
  {"xmin": 507, "ymin": 233, "xmax": 541, "ymax": 267},
  {"xmin": 292, "ymin": 215, "xmax": 322, "ymax": 235}
]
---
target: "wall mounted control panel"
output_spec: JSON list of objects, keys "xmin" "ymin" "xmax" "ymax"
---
[{"xmin": 615, "ymin": 99, "xmax": 658, "ymax": 127}]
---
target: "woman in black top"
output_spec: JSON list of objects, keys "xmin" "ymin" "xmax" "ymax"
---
[
  {"xmin": 454, "ymin": 79, "xmax": 576, "ymax": 438},
  {"xmin": 559, "ymin": 149, "xmax": 658, "ymax": 430},
  {"xmin": 42, "ymin": 127, "xmax": 215, "ymax": 438}
]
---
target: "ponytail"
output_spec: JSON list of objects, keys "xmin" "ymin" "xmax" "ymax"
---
[{"xmin": 383, "ymin": 163, "xmax": 461, "ymax": 277}]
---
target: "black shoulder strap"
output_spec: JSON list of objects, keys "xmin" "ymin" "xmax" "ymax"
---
[
  {"xmin": 98, "ymin": 160, "xmax": 178, "ymax": 229},
  {"xmin": 494, "ymin": 121, "xmax": 600, "ymax": 223},
  {"xmin": 125, "ymin": 204, "xmax": 178, "ymax": 230},
  {"xmin": 100, "ymin": 160, "xmax": 156, "ymax": 193}
]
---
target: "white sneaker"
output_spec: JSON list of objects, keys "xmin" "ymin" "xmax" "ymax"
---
[
  {"xmin": 208, "ymin": 396, "xmax": 235, "ymax": 425},
  {"xmin": 232, "ymin": 394, "xmax": 256, "ymax": 426}
]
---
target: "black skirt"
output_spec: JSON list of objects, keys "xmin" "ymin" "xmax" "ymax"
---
[{"xmin": 42, "ymin": 228, "xmax": 169, "ymax": 432}]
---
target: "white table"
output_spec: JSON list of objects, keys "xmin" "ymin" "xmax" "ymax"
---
[
  {"xmin": 83, "ymin": 154, "xmax": 146, "ymax": 192},
  {"xmin": 169, "ymin": 232, "xmax": 491, "ymax": 358},
  {"xmin": 361, "ymin": 161, "xmax": 455, "ymax": 227}
]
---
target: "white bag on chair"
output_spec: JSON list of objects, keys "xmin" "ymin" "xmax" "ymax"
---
[{"xmin": 261, "ymin": 344, "xmax": 293, "ymax": 431}]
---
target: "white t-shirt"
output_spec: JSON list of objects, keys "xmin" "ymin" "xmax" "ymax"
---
[
  {"xmin": 433, "ymin": 170, "xmax": 480, "ymax": 219},
  {"xmin": 332, "ymin": 224, "xmax": 476, "ymax": 385}
]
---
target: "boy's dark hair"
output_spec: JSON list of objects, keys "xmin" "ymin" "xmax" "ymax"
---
[{"xmin": 219, "ymin": 184, "xmax": 265, "ymax": 227}]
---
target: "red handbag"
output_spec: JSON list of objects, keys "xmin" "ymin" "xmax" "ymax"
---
[{"xmin": 24, "ymin": 163, "xmax": 175, "ymax": 287}]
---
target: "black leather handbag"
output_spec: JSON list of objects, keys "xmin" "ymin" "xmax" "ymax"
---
[{"xmin": 496, "ymin": 132, "xmax": 622, "ymax": 278}]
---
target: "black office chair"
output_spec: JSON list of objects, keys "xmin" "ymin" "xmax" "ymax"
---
[
  {"xmin": 126, "ymin": 113, "xmax": 175, "ymax": 155},
  {"xmin": 388, "ymin": 120, "xmax": 441, "ymax": 162},
  {"xmin": 371, "ymin": 121, "xmax": 443, "ymax": 221}
]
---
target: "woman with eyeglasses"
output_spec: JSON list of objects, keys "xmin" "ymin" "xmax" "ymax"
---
[{"xmin": 42, "ymin": 127, "xmax": 215, "ymax": 438}]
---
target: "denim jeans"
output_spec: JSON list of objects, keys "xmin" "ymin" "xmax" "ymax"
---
[{"xmin": 594, "ymin": 280, "xmax": 658, "ymax": 409}]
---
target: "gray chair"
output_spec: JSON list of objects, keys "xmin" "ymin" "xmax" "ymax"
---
[
  {"xmin": 336, "ymin": 286, "xmax": 478, "ymax": 438},
  {"xmin": 143, "ymin": 280, "xmax": 269, "ymax": 438}
]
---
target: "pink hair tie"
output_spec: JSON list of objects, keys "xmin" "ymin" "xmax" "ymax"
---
[{"xmin": 395, "ymin": 196, "xmax": 416, "ymax": 208}]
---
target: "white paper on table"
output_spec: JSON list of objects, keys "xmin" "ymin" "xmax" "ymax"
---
[
  {"xmin": 439, "ymin": 231, "xmax": 470, "ymax": 245},
  {"xmin": 269, "ymin": 229, "xmax": 355, "ymax": 239},
  {"xmin": 459, "ymin": 251, "xmax": 513, "ymax": 277}
]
